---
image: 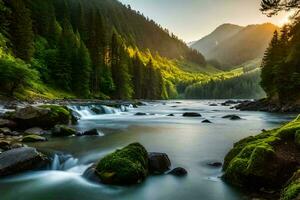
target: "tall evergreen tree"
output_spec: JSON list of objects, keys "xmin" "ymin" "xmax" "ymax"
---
[{"xmin": 8, "ymin": 0, "xmax": 34, "ymax": 61}]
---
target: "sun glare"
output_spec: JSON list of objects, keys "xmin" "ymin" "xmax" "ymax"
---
[{"xmin": 278, "ymin": 12, "xmax": 294, "ymax": 26}]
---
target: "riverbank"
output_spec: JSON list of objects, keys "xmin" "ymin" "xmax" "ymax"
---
[{"xmin": 235, "ymin": 99, "xmax": 300, "ymax": 113}]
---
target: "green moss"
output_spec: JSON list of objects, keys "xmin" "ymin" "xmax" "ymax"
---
[
  {"xmin": 52, "ymin": 125, "xmax": 76, "ymax": 137},
  {"xmin": 281, "ymin": 170, "xmax": 300, "ymax": 200},
  {"xmin": 223, "ymin": 115, "xmax": 300, "ymax": 188},
  {"xmin": 39, "ymin": 105, "xmax": 71, "ymax": 127},
  {"xmin": 22, "ymin": 135, "xmax": 46, "ymax": 142},
  {"xmin": 96, "ymin": 143, "xmax": 148, "ymax": 185}
]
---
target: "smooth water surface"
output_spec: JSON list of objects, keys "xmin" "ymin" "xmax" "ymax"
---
[{"xmin": 0, "ymin": 100, "xmax": 296, "ymax": 200}]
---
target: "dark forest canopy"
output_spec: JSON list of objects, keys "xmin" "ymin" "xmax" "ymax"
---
[{"xmin": 0, "ymin": 0, "xmax": 207, "ymax": 100}]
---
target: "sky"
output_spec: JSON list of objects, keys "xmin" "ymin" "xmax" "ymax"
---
[{"xmin": 118, "ymin": 0, "xmax": 292, "ymax": 42}]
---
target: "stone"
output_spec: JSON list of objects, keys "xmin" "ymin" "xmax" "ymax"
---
[
  {"xmin": 82, "ymin": 129, "xmax": 99, "ymax": 136},
  {"xmin": 135, "ymin": 112, "xmax": 147, "ymax": 116},
  {"xmin": 168, "ymin": 167, "xmax": 187, "ymax": 176},
  {"xmin": 148, "ymin": 152, "xmax": 171, "ymax": 174},
  {"xmin": 52, "ymin": 125, "xmax": 77, "ymax": 137},
  {"xmin": 0, "ymin": 147, "xmax": 48, "ymax": 177},
  {"xmin": 24, "ymin": 127, "xmax": 45, "ymax": 136},
  {"xmin": 222, "ymin": 115, "xmax": 242, "ymax": 120},
  {"xmin": 22, "ymin": 135, "xmax": 47, "ymax": 143},
  {"xmin": 182, "ymin": 112, "xmax": 202, "ymax": 117},
  {"xmin": 0, "ymin": 119, "xmax": 16, "ymax": 128},
  {"xmin": 202, "ymin": 119, "xmax": 212, "ymax": 123},
  {"xmin": 208, "ymin": 162, "xmax": 222, "ymax": 167}
]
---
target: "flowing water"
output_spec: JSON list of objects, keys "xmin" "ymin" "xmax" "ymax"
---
[{"xmin": 0, "ymin": 100, "xmax": 297, "ymax": 200}]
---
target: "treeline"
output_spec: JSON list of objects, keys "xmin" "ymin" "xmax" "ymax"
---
[
  {"xmin": 0, "ymin": 0, "xmax": 206, "ymax": 99},
  {"xmin": 185, "ymin": 69, "xmax": 266, "ymax": 99},
  {"xmin": 261, "ymin": 18, "xmax": 300, "ymax": 103}
]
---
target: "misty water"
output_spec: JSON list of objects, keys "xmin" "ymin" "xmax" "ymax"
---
[{"xmin": 0, "ymin": 100, "xmax": 296, "ymax": 200}]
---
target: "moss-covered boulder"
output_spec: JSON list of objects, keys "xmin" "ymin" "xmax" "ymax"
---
[
  {"xmin": 223, "ymin": 115, "xmax": 300, "ymax": 189},
  {"xmin": 52, "ymin": 125, "xmax": 77, "ymax": 137},
  {"xmin": 6, "ymin": 105, "xmax": 71, "ymax": 129},
  {"xmin": 22, "ymin": 135, "xmax": 47, "ymax": 142},
  {"xmin": 281, "ymin": 170, "xmax": 300, "ymax": 200},
  {"xmin": 96, "ymin": 143, "xmax": 149, "ymax": 185}
]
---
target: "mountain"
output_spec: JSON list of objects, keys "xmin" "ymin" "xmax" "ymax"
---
[
  {"xmin": 192, "ymin": 23, "xmax": 278, "ymax": 70},
  {"xmin": 191, "ymin": 24, "xmax": 243, "ymax": 57}
]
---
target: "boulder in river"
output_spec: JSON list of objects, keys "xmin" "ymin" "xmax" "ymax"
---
[
  {"xmin": 222, "ymin": 115, "xmax": 242, "ymax": 120},
  {"xmin": 168, "ymin": 167, "xmax": 187, "ymax": 176},
  {"xmin": 82, "ymin": 164, "xmax": 100, "ymax": 183},
  {"xmin": 208, "ymin": 162, "xmax": 222, "ymax": 167},
  {"xmin": 24, "ymin": 127, "xmax": 45, "ymax": 136},
  {"xmin": 82, "ymin": 129, "xmax": 99, "ymax": 136},
  {"xmin": 223, "ymin": 115, "xmax": 300, "ymax": 191},
  {"xmin": 202, "ymin": 119, "xmax": 212, "ymax": 123},
  {"xmin": 5, "ymin": 105, "xmax": 72, "ymax": 129},
  {"xmin": 0, "ymin": 119, "xmax": 16, "ymax": 129},
  {"xmin": 95, "ymin": 143, "xmax": 148, "ymax": 185},
  {"xmin": 135, "ymin": 112, "xmax": 147, "ymax": 116},
  {"xmin": 0, "ymin": 147, "xmax": 48, "ymax": 177},
  {"xmin": 182, "ymin": 112, "xmax": 202, "ymax": 117},
  {"xmin": 22, "ymin": 135, "xmax": 47, "ymax": 142},
  {"xmin": 148, "ymin": 152, "xmax": 171, "ymax": 174},
  {"xmin": 52, "ymin": 125, "xmax": 77, "ymax": 137}
]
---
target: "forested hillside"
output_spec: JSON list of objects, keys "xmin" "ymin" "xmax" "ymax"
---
[
  {"xmin": 0, "ymin": 0, "xmax": 207, "ymax": 100},
  {"xmin": 185, "ymin": 68, "xmax": 265, "ymax": 99},
  {"xmin": 192, "ymin": 23, "xmax": 278, "ymax": 70},
  {"xmin": 261, "ymin": 18, "xmax": 300, "ymax": 104}
]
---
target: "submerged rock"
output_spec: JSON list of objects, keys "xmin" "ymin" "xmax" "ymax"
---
[
  {"xmin": 202, "ymin": 119, "xmax": 212, "ymax": 123},
  {"xmin": 182, "ymin": 112, "xmax": 202, "ymax": 117},
  {"xmin": 0, "ymin": 147, "xmax": 48, "ymax": 177},
  {"xmin": 167, "ymin": 114, "xmax": 175, "ymax": 117},
  {"xmin": 96, "ymin": 143, "xmax": 148, "ymax": 185},
  {"xmin": 222, "ymin": 115, "xmax": 242, "ymax": 120},
  {"xmin": 223, "ymin": 115, "xmax": 300, "ymax": 191},
  {"xmin": 5, "ymin": 105, "xmax": 71, "ymax": 129},
  {"xmin": 148, "ymin": 152, "xmax": 171, "ymax": 174},
  {"xmin": 168, "ymin": 167, "xmax": 187, "ymax": 176},
  {"xmin": 82, "ymin": 164, "xmax": 100, "ymax": 183},
  {"xmin": 52, "ymin": 125, "xmax": 77, "ymax": 137}
]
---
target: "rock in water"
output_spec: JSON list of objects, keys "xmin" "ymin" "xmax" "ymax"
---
[
  {"xmin": 208, "ymin": 162, "xmax": 222, "ymax": 167},
  {"xmin": 0, "ymin": 147, "xmax": 48, "ymax": 177},
  {"xmin": 222, "ymin": 115, "xmax": 241, "ymax": 120},
  {"xmin": 96, "ymin": 143, "xmax": 148, "ymax": 185},
  {"xmin": 168, "ymin": 167, "xmax": 187, "ymax": 176},
  {"xmin": 24, "ymin": 127, "xmax": 45, "ymax": 136},
  {"xmin": 0, "ymin": 119, "xmax": 16, "ymax": 128},
  {"xmin": 135, "ymin": 112, "xmax": 147, "ymax": 116},
  {"xmin": 148, "ymin": 152, "xmax": 171, "ymax": 174},
  {"xmin": 6, "ymin": 105, "xmax": 71, "ymax": 129},
  {"xmin": 22, "ymin": 135, "xmax": 47, "ymax": 142},
  {"xmin": 202, "ymin": 119, "xmax": 212, "ymax": 123},
  {"xmin": 82, "ymin": 129, "xmax": 99, "ymax": 136},
  {"xmin": 82, "ymin": 165, "xmax": 100, "ymax": 183},
  {"xmin": 182, "ymin": 112, "xmax": 202, "ymax": 117},
  {"xmin": 52, "ymin": 125, "xmax": 77, "ymax": 137}
]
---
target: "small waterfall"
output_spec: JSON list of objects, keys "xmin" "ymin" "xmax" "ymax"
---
[
  {"xmin": 68, "ymin": 104, "xmax": 132, "ymax": 119},
  {"xmin": 51, "ymin": 154, "xmax": 79, "ymax": 171}
]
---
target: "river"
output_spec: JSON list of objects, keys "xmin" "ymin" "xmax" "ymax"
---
[{"xmin": 0, "ymin": 100, "xmax": 296, "ymax": 200}]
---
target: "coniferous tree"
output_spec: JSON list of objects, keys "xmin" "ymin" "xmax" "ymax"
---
[{"xmin": 8, "ymin": 0, "xmax": 34, "ymax": 61}]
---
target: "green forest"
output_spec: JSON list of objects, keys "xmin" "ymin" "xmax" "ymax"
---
[
  {"xmin": 0, "ymin": 0, "xmax": 209, "ymax": 100},
  {"xmin": 261, "ymin": 20, "xmax": 300, "ymax": 104}
]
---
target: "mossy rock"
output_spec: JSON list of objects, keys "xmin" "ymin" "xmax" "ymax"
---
[
  {"xmin": 52, "ymin": 125, "xmax": 76, "ymax": 137},
  {"xmin": 7, "ymin": 105, "xmax": 71, "ymax": 129},
  {"xmin": 281, "ymin": 170, "xmax": 300, "ymax": 200},
  {"xmin": 223, "ymin": 115, "xmax": 300, "ymax": 189},
  {"xmin": 96, "ymin": 143, "xmax": 148, "ymax": 185},
  {"xmin": 22, "ymin": 135, "xmax": 47, "ymax": 143}
]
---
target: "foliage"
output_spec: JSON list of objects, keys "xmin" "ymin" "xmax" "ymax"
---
[
  {"xmin": 185, "ymin": 68, "xmax": 265, "ymax": 99},
  {"xmin": 260, "ymin": 19, "xmax": 300, "ymax": 103},
  {"xmin": 261, "ymin": 0, "xmax": 300, "ymax": 16}
]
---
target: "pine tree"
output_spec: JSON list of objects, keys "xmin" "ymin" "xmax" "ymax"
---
[
  {"xmin": 8, "ymin": 0, "xmax": 34, "ymax": 62},
  {"xmin": 260, "ymin": 30, "xmax": 279, "ymax": 98}
]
